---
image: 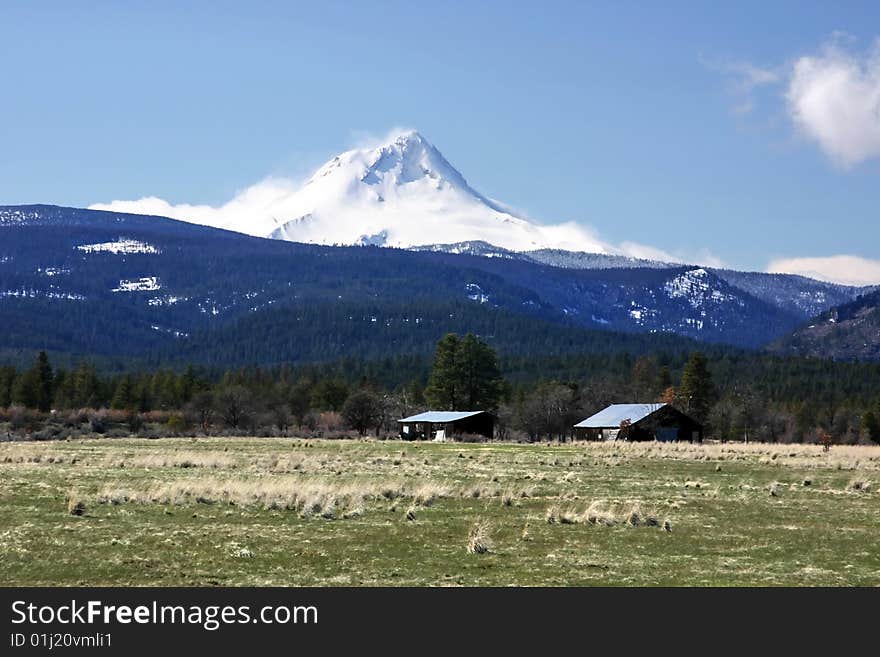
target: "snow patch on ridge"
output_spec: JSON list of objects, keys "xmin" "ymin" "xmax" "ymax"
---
[
  {"xmin": 77, "ymin": 239, "xmax": 160, "ymax": 255},
  {"xmin": 113, "ymin": 276, "xmax": 161, "ymax": 292}
]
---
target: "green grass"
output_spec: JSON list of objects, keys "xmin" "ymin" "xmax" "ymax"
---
[{"xmin": 0, "ymin": 438, "xmax": 877, "ymax": 586}]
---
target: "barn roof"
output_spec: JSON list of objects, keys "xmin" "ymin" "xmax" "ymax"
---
[
  {"xmin": 398, "ymin": 411, "xmax": 486, "ymax": 423},
  {"xmin": 574, "ymin": 403, "xmax": 667, "ymax": 428}
]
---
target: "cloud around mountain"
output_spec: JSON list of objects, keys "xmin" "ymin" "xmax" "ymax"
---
[
  {"xmin": 90, "ymin": 130, "xmax": 696, "ymax": 264},
  {"xmin": 767, "ymin": 255, "xmax": 880, "ymax": 287}
]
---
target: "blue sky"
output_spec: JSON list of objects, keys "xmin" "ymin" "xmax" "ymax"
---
[{"xmin": 2, "ymin": 1, "xmax": 879, "ymax": 282}]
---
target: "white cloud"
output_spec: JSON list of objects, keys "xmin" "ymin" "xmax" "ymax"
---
[
  {"xmin": 711, "ymin": 36, "xmax": 880, "ymax": 166},
  {"xmin": 692, "ymin": 249, "xmax": 727, "ymax": 269},
  {"xmin": 730, "ymin": 62, "xmax": 781, "ymax": 92},
  {"xmin": 767, "ymin": 255, "xmax": 880, "ymax": 286},
  {"xmin": 90, "ymin": 177, "xmax": 303, "ymax": 237},
  {"xmin": 618, "ymin": 241, "xmax": 682, "ymax": 263},
  {"xmin": 701, "ymin": 56, "xmax": 780, "ymax": 116},
  {"xmin": 786, "ymin": 37, "xmax": 880, "ymax": 167}
]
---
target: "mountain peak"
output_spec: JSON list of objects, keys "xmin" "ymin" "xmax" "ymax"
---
[
  {"xmin": 91, "ymin": 131, "xmax": 610, "ymax": 254},
  {"xmin": 389, "ymin": 128, "xmax": 425, "ymax": 144}
]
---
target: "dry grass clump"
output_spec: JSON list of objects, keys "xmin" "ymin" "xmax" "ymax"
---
[
  {"xmin": 264, "ymin": 454, "xmax": 310, "ymax": 473},
  {"xmin": 113, "ymin": 451, "xmax": 239, "ymax": 470},
  {"xmin": 411, "ymin": 482, "xmax": 450, "ymax": 507},
  {"xmin": 66, "ymin": 491, "xmax": 86, "ymax": 516},
  {"xmin": 846, "ymin": 478, "xmax": 872, "ymax": 493},
  {"xmin": 542, "ymin": 500, "xmax": 669, "ymax": 531},
  {"xmin": 466, "ymin": 518, "xmax": 493, "ymax": 554},
  {"xmin": 500, "ymin": 488, "xmax": 517, "ymax": 507},
  {"xmin": 93, "ymin": 475, "xmax": 473, "ymax": 519},
  {"xmin": 625, "ymin": 504, "xmax": 661, "ymax": 527},
  {"xmin": 559, "ymin": 507, "xmax": 580, "ymax": 524},
  {"xmin": 573, "ymin": 440, "xmax": 880, "ymax": 472},
  {"xmin": 98, "ymin": 476, "xmax": 406, "ymax": 518},
  {"xmin": 1, "ymin": 448, "xmax": 70, "ymax": 465},
  {"xmin": 584, "ymin": 500, "xmax": 617, "ymax": 527}
]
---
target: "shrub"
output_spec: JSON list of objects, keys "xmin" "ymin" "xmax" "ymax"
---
[
  {"xmin": 89, "ymin": 410, "xmax": 108, "ymax": 434},
  {"xmin": 466, "ymin": 518, "xmax": 492, "ymax": 554},
  {"xmin": 166, "ymin": 413, "xmax": 188, "ymax": 435},
  {"xmin": 66, "ymin": 491, "xmax": 86, "ymax": 516},
  {"xmin": 846, "ymin": 478, "xmax": 872, "ymax": 493}
]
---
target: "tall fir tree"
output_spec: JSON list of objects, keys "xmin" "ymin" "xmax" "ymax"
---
[
  {"xmin": 425, "ymin": 333, "xmax": 504, "ymax": 410},
  {"xmin": 34, "ymin": 352, "xmax": 54, "ymax": 412},
  {"xmin": 111, "ymin": 376, "xmax": 134, "ymax": 410},
  {"xmin": 457, "ymin": 333, "xmax": 503, "ymax": 410},
  {"xmin": 678, "ymin": 352, "xmax": 715, "ymax": 425},
  {"xmin": 0, "ymin": 365, "xmax": 17, "ymax": 409},
  {"xmin": 424, "ymin": 333, "xmax": 461, "ymax": 410},
  {"xmin": 12, "ymin": 352, "xmax": 54, "ymax": 411}
]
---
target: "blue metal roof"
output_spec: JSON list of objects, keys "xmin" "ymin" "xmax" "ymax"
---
[
  {"xmin": 574, "ymin": 403, "xmax": 667, "ymax": 428},
  {"xmin": 398, "ymin": 411, "xmax": 486, "ymax": 423}
]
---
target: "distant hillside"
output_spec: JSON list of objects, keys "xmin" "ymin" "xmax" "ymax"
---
[
  {"xmin": 0, "ymin": 205, "xmax": 708, "ymax": 368},
  {"xmin": 0, "ymin": 204, "xmax": 869, "ymax": 368},
  {"xmin": 769, "ymin": 289, "xmax": 880, "ymax": 361}
]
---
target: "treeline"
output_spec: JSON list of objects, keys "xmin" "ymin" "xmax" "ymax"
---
[{"xmin": 2, "ymin": 339, "xmax": 880, "ymax": 445}]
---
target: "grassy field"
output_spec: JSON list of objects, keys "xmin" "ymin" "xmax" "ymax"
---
[{"xmin": 1, "ymin": 437, "xmax": 878, "ymax": 586}]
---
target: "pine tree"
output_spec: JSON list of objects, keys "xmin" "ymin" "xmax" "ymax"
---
[
  {"xmin": 0, "ymin": 366, "xmax": 16, "ymax": 408},
  {"xmin": 457, "ymin": 333, "xmax": 503, "ymax": 410},
  {"xmin": 288, "ymin": 380, "xmax": 313, "ymax": 427},
  {"xmin": 70, "ymin": 362, "xmax": 100, "ymax": 409},
  {"xmin": 678, "ymin": 352, "xmax": 715, "ymax": 425},
  {"xmin": 177, "ymin": 365, "xmax": 198, "ymax": 404},
  {"xmin": 631, "ymin": 356, "xmax": 658, "ymax": 399},
  {"xmin": 311, "ymin": 378, "xmax": 349, "ymax": 412},
  {"xmin": 862, "ymin": 411, "xmax": 880, "ymax": 444},
  {"xmin": 34, "ymin": 352, "xmax": 53, "ymax": 412},
  {"xmin": 656, "ymin": 367, "xmax": 672, "ymax": 399},
  {"xmin": 111, "ymin": 376, "xmax": 134, "ymax": 410},
  {"xmin": 424, "ymin": 333, "xmax": 461, "ymax": 410},
  {"xmin": 425, "ymin": 333, "xmax": 504, "ymax": 410},
  {"xmin": 12, "ymin": 352, "xmax": 54, "ymax": 411}
]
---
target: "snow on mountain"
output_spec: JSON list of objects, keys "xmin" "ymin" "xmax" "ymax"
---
[
  {"xmin": 89, "ymin": 131, "xmax": 609, "ymax": 253},
  {"xmin": 267, "ymin": 131, "xmax": 606, "ymax": 251},
  {"xmin": 77, "ymin": 239, "xmax": 161, "ymax": 255},
  {"xmin": 664, "ymin": 268, "xmax": 742, "ymax": 309},
  {"xmin": 409, "ymin": 240, "xmax": 677, "ymax": 270},
  {"xmin": 112, "ymin": 276, "xmax": 161, "ymax": 292}
]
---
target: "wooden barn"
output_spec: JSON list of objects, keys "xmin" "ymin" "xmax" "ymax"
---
[
  {"xmin": 573, "ymin": 403, "xmax": 703, "ymax": 442},
  {"xmin": 397, "ymin": 411, "xmax": 494, "ymax": 441}
]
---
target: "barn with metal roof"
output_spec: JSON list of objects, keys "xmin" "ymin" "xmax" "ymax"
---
[
  {"xmin": 398, "ymin": 410, "xmax": 494, "ymax": 441},
  {"xmin": 574, "ymin": 403, "xmax": 702, "ymax": 442}
]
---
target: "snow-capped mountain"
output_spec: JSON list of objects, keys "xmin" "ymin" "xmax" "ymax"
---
[{"xmin": 91, "ymin": 131, "xmax": 607, "ymax": 252}]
